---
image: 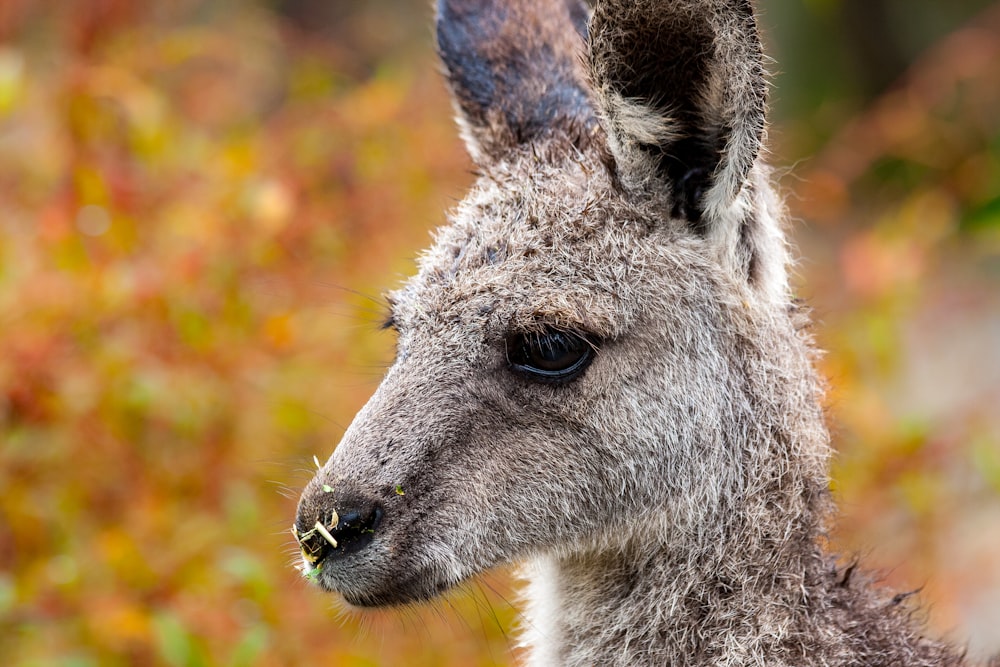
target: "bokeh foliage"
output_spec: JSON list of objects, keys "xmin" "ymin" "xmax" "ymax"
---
[{"xmin": 1, "ymin": 0, "xmax": 998, "ymax": 664}]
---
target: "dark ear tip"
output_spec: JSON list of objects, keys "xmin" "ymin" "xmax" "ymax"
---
[
  {"xmin": 436, "ymin": 0, "xmax": 504, "ymax": 129},
  {"xmin": 435, "ymin": 0, "xmax": 597, "ymax": 162},
  {"xmin": 564, "ymin": 0, "xmax": 590, "ymax": 39}
]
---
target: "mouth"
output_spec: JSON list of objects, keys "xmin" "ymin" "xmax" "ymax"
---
[
  {"xmin": 293, "ymin": 528, "xmax": 468, "ymax": 608},
  {"xmin": 336, "ymin": 566, "xmax": 464, "ymax": 608},
  {"xmin": 292, "ymin": 515, "xmax": 384, "ymax": 592}
]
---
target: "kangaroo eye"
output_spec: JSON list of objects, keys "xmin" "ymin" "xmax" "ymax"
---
[{"xmin": 507, "ymin": 330, "xmax": 595, "ymax": 383}]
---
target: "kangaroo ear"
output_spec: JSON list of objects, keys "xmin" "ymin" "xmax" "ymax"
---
[
  {"xmin": 436, "ymin": 0, "xmax": 597, "ymax": 165},
  {"xmin": 590, "ymin": 0, "xmax": 767, "ymax": 230}
]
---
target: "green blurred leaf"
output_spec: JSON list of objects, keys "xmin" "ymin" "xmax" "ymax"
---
[{"xmin": 153, "ymin": 612, "xmax": 209, "ymax": 667}]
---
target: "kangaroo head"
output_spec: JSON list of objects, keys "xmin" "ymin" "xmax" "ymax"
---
[{"xmin": 295, "ymin": 0, "xmax": 821, "ymax": 608}]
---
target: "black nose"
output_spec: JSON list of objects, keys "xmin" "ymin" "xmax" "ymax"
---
[{"xmin": 294, "ymin": 491, "xmax": 383, "ymax": 567}]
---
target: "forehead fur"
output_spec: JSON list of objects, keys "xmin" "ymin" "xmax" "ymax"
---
[{"xmin": 389, "ymin": 149, "xmax": 705, "ymax": 342}]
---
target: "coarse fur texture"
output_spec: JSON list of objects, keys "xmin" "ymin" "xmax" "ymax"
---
[{"xmin": 294, "ymin": 1, "xmax": 999, "ymax": 665}]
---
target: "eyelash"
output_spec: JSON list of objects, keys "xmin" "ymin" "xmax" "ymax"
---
[{"xmin": 506, "ymin": 329, "xmax": 597, "ymax": 384}]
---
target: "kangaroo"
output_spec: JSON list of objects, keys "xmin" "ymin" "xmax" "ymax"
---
[{"xmin": 293, "ymin": 0, "xmax": 995, "ymax": 665}]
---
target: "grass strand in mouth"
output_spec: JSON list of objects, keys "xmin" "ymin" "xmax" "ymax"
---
[
  {"xmin": 313, "ymin": 521, "xmax": 338, "ymax": 548},
  {"xmin": 303, "ymin": 563, "xmax": 322, "ymax": 582},
  {"xmin": 293, "ymin": 509, "xmax": 341, "ymax": 564}
]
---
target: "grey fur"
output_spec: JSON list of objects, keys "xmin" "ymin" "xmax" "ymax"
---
[{"xmin": 294, "ymin": 1, "xmax": 997, "ymax": 665}]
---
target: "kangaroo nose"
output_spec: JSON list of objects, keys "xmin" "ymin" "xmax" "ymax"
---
[{"xmin": 294, "ymin": 491, "xmax": 383, "ymax": 568}]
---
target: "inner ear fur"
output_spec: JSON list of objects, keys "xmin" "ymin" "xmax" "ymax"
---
[
  {"xmin": 436, "ymin": 0, "xmax": 598, "ymax": 164},
  {"xmin": 590, "ymin": 0, "xmax": 767, "ymax": 229}
]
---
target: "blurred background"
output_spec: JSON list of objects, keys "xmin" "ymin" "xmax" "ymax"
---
[{"xmin": 1, "ymin": 0, "xmax": 998, "ymax": 664}]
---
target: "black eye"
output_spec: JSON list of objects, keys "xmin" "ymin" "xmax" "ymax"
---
[{"xmin": 507, "ymin": 329, "xmax": 595, "ymax": 383}]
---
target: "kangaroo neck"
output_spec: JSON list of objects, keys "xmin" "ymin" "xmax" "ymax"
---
[{"xmin": 520, "ymin": 521, "xmax": 823, "ymax": 667}]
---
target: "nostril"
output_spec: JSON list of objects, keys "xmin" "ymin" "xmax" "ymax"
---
[
  {"xmin": 330, "ymin": 504, "xmax": 382, "ymax": 555},
  {"xmin": 294, "ymin": 499, "xmax": 383, "ymax": 568},
  {"xmin": 294, "ymin": 510, "xmax": 340, "ymax": 568}
]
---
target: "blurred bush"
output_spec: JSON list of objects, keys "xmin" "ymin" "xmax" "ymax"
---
[{"xmin": 0, "ymin": 0, "xmax": 997, "ymax": 665}]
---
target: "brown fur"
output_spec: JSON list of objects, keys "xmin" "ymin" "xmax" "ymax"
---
[{"xmin": 294, "ymin": 1, "xmax": 995, "ymax": 664}]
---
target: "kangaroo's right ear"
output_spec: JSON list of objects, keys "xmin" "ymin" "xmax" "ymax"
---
[
  {"xmin": 436, "ymin": 0, "xmax": 597, "ymax": 165},
  {"xmin": 590, "ymin": 0, "xmax": 767, "ymax": 230}
]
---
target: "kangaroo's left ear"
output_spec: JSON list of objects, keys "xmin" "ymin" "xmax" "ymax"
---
[{"xmin": 436, "ymin": 0, "xmax": 597, "ymax": 165}]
